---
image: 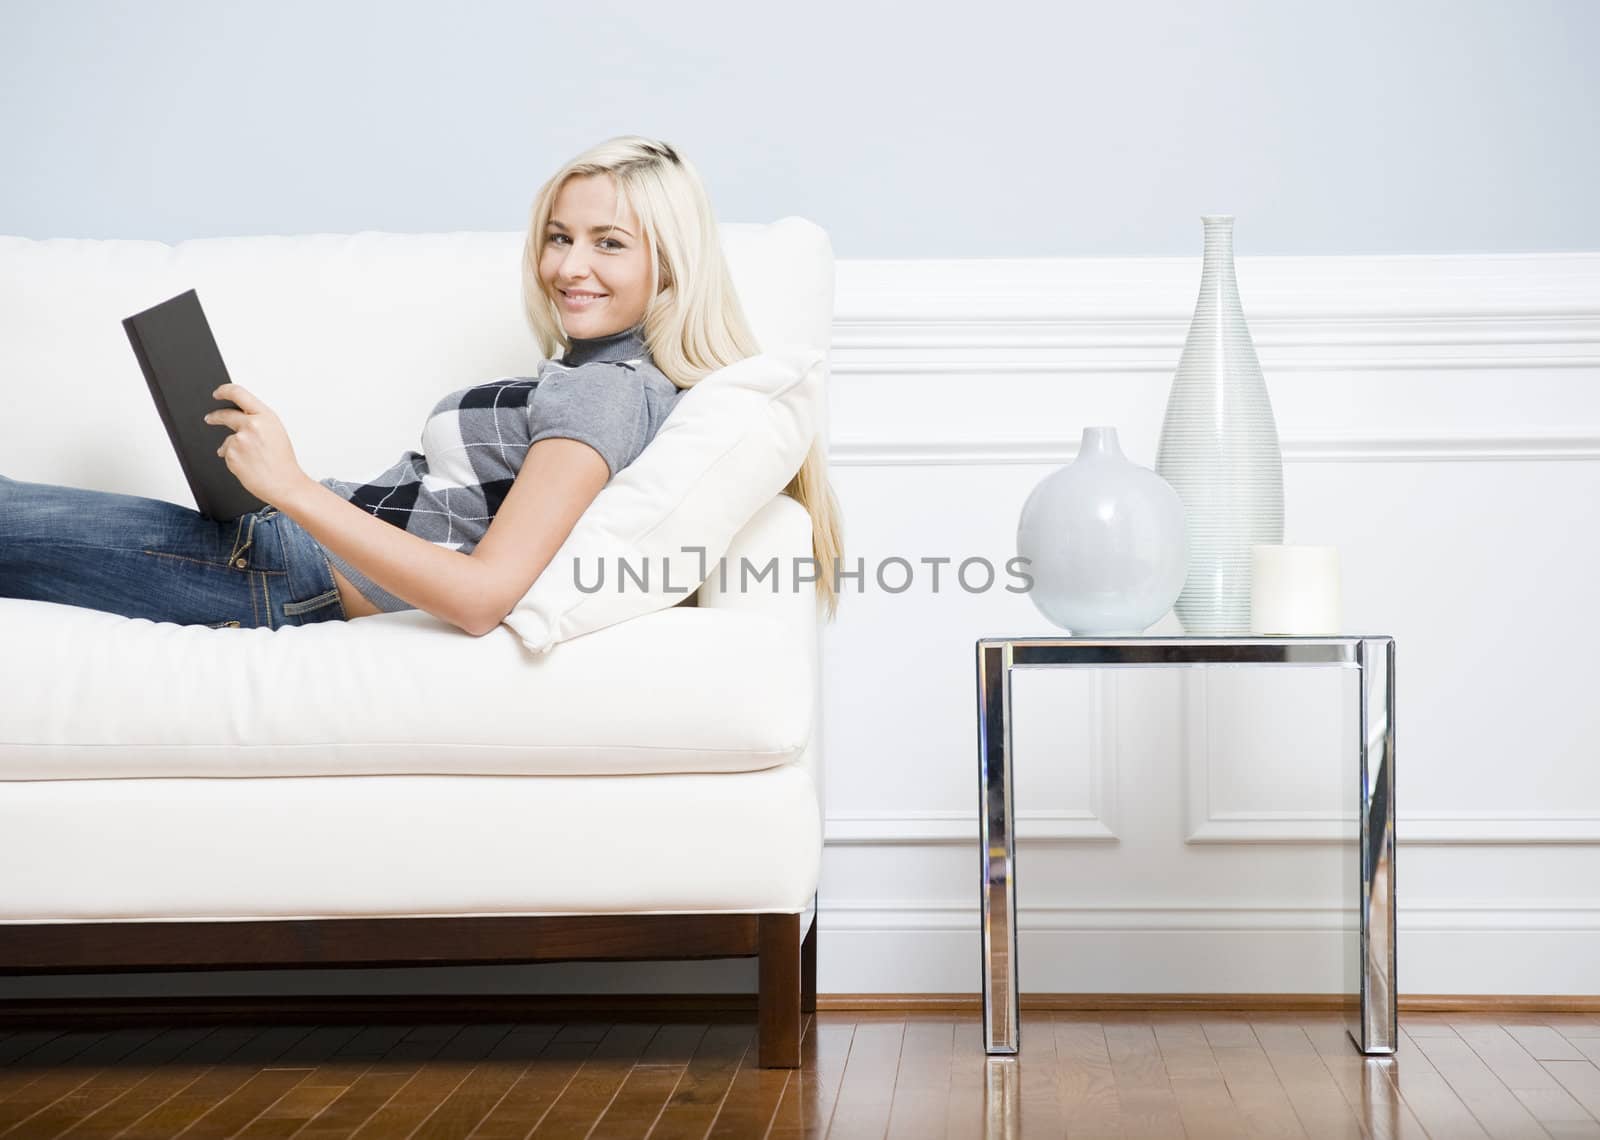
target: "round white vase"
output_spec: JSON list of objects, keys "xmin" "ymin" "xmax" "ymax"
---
[
  {"xmin": 1155, "ymin": 215, "xmax": 1285, "ymax": 635},
  {"xmin": 1016, "ymin": 426, "xmax": 1188, "ymax": 636}
]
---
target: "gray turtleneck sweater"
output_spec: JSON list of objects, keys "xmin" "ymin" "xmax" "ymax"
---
[{"xmin": 316, "ymin": 323, "xmax": 682, "ymax": 614}]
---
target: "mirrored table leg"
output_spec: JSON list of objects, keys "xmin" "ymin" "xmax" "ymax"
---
[
  {"xmin": 1352, "ymin": 637, "xmax": 1398, "ymax": 1055},
  {"xmin": 978, "ymin": 642, "xmax": 1020, "ymax": 1054}
]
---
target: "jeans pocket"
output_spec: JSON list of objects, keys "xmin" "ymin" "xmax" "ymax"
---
[{"xmin": 282, "ymin": 587, "xmax": 342, "ymax": 618}]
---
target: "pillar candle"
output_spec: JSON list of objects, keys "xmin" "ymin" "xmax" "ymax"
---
[{"xmin": 1250, "ymin": 545, "xmax": 1341, "ymax": 635}]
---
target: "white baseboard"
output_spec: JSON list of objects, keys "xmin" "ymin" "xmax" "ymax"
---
[{"xmin": 817, "ymin": 905, "xmax": 1600, "ymax": 996}]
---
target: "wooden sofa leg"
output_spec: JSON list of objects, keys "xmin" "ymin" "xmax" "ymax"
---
[
  {"xmin": 801, "ymin": 907, "xmax": 818, "ymax": 1014},
  {"xmin": 758, "ymin": 912, "xmax": 802, "ymax": 1068}
]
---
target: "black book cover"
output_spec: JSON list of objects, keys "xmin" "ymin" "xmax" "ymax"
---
[{"xmin": 122, "ymin": 289, "xmax": 266, "ymax": 522}]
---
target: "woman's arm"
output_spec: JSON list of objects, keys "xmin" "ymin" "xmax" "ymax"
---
[
  {"xmin": 465, "ymin": 436, "xmax": 612, "ymax": 631},
  {"xmin": 278, "ymin": 436, "xmax": 610, "ymax": 637},
  {"xmin": 276, "ymin": 481, "xmax": 486, "ymax": 634}
]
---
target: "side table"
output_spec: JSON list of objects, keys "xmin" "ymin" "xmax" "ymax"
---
[{"xmin": 976, "ymin": 636, "xmax": 1396, "ymax": 1056}]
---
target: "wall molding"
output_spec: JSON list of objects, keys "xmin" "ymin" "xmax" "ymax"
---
[
  {"xmin": 828, "ymin": 433, "xmax": 1600, "ymax": 467},
  {"xmin": 825, "ymin": 253, "xmax": 1600, "ymax": 475},
  {"xmin": 827, "ymin": 672, "xmax": 1119, "ymax": 844},
  {"xmin": 825, "ymin": 809, "xmax": 1113, "ymax": 845},
  {"xmin": 834, "ymin": 250, "xmax": 1600, "ymax": 303},
  {"xmin": 832, "ymin": 252, "xmax": 1600, "ymax": 376},
  {"xmin": 1183, "ymin": 669, "xmax": 1355, "ymax": 845},
  {"xmin": 830, "ymin": 670, "xmax": 1600, "ymax": 848},
  {"xmin": 823, "ymin": 812, "xmax": 1600, "ymax": 847},
  {"xmin": 818, "ymin": 901, "xmax": 1600, "ymax": 934}
]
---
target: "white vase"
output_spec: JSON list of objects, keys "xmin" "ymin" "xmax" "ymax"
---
[
  {"xmin": 1155, "ymin": 215, "xmax": 1284, "ymax": 635},
  {"xmin": 1016, "ymin": 426, "xmax": 1188, "ymax": 636}
]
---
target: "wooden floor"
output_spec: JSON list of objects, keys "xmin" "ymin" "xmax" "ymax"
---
[{"xmin": 3, "ymin": 1010, "xmax": 1600, "ymax": 1138}]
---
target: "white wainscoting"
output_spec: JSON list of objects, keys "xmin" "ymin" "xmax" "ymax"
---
[{"xmin": 815, "ymin": 251, "xmax": 1600, "ymax": 996}]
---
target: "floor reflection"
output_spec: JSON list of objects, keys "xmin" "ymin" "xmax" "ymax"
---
[{"xmin": 984, "ymin": 1056, "xmax": 1020, "ymax": 1139}]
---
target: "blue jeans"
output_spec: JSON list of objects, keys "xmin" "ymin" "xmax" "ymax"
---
[{"xmin": 0, "ymin": 474, "xmax": 348, "ymax": 629}]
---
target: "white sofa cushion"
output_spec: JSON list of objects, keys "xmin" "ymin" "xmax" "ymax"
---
[
  {"xmin": 502, "ymin": 347, "xmax": 825, "ymax": 654},
  {"xmin": 0, "ymin": 598, "xmax": 810, "ymax": 781},
  {"xmin": 0, "ymin": 766, "xmax": 823, "ymax": 920}
]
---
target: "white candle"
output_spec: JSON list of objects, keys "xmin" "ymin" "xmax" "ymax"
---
[{"xmin": 1250, "ymin": 545, "xmax": 1342, "ymax": 635}]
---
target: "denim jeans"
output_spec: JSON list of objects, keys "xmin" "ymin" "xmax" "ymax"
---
[{"xmin": 0, "ymin": 473, "xmax": 348, "ymax": 629}]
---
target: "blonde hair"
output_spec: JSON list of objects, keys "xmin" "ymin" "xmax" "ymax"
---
[{"xmin": 521, "ymin": 135, "xmax": 843, "ymax": 619}]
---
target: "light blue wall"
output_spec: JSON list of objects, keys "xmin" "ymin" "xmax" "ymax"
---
[{"xmin": 3, "ymin": 0, "xmax": 1596, "ymax": 256}]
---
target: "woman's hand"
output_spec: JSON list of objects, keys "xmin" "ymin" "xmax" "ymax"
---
[{"xmin": 204, "ymin": 383, "xmax": 311, "ymax": 508}]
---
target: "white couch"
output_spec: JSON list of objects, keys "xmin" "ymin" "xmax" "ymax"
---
[{"xmin": 0, "ymin": 220, "xmax": 832, "ymax": 1067}]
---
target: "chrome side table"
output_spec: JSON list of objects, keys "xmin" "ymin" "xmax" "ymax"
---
[{"xmin": 976, "ymin": 636, "xmax": 1396, "ymax": 1056}]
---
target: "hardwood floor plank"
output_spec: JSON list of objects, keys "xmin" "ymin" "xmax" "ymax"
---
[
  {"xmin": 1012, "ymin": 1013, "xmax": 1067, "ymax": 1140},
  {"xmin": 1051, "ymin": 1018, "xmax": 1120, "ymax": 1140},
  {"xmin": 937, "ymin": 1014, "xmax": 991, "ymax": 1140},
  {"xmin": 405, "ymin": 1024, "xmax": 561, "ymax": 1140},
  {"xmin": 332, "ymin": 1026, "xmax": 414, "ymax": 1061},
  {"xmin": 0, "ymin": 1027, "xmax": 166, "ymax": 1137},
  {"xmin": 401, "ymin": 1025, "xmax": 464, "ymax": 1043},
  {"xmin": 813, "ymin": 1019, "xmax": 904, "ymax": 1140},
  {"xmin": 57, "ymin": 1026, "xmax": 288, "ymax": 1140},
  {"xmin": 1401, "ymin": 1014, "xmax": 1463, "ymax": 1038},
  {"xmin": 105, "ymin": 1025, "xmax": 319, "ymax": 1138},
  {"xmin": 527, "ymin": 1022, "xmax": 659, "ymax": 1138},
  {"xmin": 0, "ymin": 1030, "xmax": 116, "ymax": 1103},
  {"xmin": 883, "ymin": 1019, "xmax": 953, "ymax": 1140},
  {"xmin": 1509, "ymin": 1087, "xmax": 1600, "ymax": 1139},
  {"xmin": 0, "ymin": 1032, "xmax": 68, "ymax": 1068},
  {"xmin": 1545, "ymin": 1060, "xmax": 1600, "ymax": 1121},
  {"xmin": 768, "ymin": 1018, "xmax": 852, "ymax": 1140},
  {"xmin": 168, "ymin": 1023, "xmax": 347, "ymax": 1140},
  {"xmin": 1300, "ymin": 1016, "xmax": 1430, "ymax": 1140},
  {"xmin": 1455, "ymin": 1023, "xmax": 1567, "ymax": 1091},
  {"xmin": 588, "ymin": 1066, "xmax": 690, "ymax": 1140},
  {"xmin": 1201, "ymin": 1016, "xmax": 1262, "ymax": 1051},
  {"xmin": 41, "ymin": 1027, "xmax": 222, "ymax": 1139},
  {"xmin": 705, "ymin": 1031, "xmax": 792, "ymax": 1140},
  {"xmin": 1408, "ymin": 1032, "xmax": 1549, "ymax": 1138},
  {"xmin": 0, "ymin": 1027, "xmax": 212, "ymax": 1140},
  {"xmin": 636, "ymin": 1024, "xmax": 708, "ymax": 1068},
  {"xmin": 646, "ymin": 1023, "xmax": 755, "ymax": 1140},
  {"xmin": 1252, "ymin": 1019, "xmax": 1366, "ymax": 1139},
  {"xmin": 1101, "ymin": 1019, "xmax": 1186, "ymax": 1140},
  {"xmin": 293, "ymin": 1024, "xmax": 472, "ymax": 1139},
  {"xmin": 174, "ymin": 1066, "xmax": 326, "ymax": 1140},
  {"xmin": 1536, "ymin": 1015, "xmax": 1600, "ymax": 1041},
  {"xmin": 465, "ymin": 1027, "xmax": 603, "ymax": 1140},
  {"xmin": 1507, "ymin": 1026, "xmax": 1589, "ymax": 1062},
  {"xmin": 1208, "ymin": 1025, "xmax": 1309, "ymax": 1139},
  {"xmin": 1150, "ymin": 1017, "xmax": 1242, "ymax": 1140},
  {"xmin": 258, "ymin": 1025, "xmax": 372, "ymax": 1075},
  {"xmin": 345, "ymin": 1023, "xmax": 516, "ymax": 1139},
  {"xmin": 226, "ymin": 1026, "xmax": 372, "ymax": 1140},
  {"xmin": 1383, "ymin": 1029, "xmax": 1492, "ymax": 1139},
  {"xmin": 583, "ymin": 1022, "xmax": 707, "ymax": 1139}
]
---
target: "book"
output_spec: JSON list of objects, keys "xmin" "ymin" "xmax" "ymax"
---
[{"xmin": 122, "ymin": 289, "xmax": 267, "ymax": 522}]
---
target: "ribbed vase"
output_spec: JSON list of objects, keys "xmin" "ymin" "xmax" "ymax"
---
[{"xmin": 1154, "ymin": 215, "xmax": 1284, "ymax": 635}]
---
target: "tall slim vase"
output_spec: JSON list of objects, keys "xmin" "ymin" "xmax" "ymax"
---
[{"xmin": 1155, "ymin": 215, "xmax": 1284, "ymax": 635}]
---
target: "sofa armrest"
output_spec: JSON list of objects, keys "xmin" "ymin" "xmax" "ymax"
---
[{"xmin": 697, "ymin": 494, "xmax": 825, "ymax": 817}]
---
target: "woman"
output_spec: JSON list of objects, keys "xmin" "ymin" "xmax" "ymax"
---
[{"xmin": 0, "ymin": 136, "xmax": 843, "ymax": 635}]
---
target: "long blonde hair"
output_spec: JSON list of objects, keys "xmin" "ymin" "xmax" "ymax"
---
[{"xmin": 521, "ymin": 136, "xmax": 843, "ymax": 619}]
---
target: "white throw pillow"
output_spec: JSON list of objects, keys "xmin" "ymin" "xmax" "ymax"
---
[{"xmin": 501, "ymin": 346, "xmax": 826, "ymax": 654}]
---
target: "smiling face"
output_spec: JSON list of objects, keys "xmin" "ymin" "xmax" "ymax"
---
[{"xmin": 538, "ymin": 173, "xmax": 654, "ymax": 341}]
